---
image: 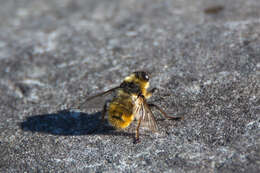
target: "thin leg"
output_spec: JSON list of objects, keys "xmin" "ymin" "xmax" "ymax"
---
[
  {"xmin": 100, "ymin": 102, "xmax": 108, "ymax": 127},
  {"xmin": 148, "ymin": 103, "xmax": 183, "ymax": 120},
  {"xmin": 149, "ymin": 87, "xmax": 158, "ymax": 94},
  {"xmin": 134, "ymin": 117, "xmax": 142, "ymax": 144},
  {"xmin": 91, "ymin": 102, "xmax": 107, "ymax": 133},
  {"xmin": 145, "ymin": 88, "xmax": 158, "ymax": 98}
]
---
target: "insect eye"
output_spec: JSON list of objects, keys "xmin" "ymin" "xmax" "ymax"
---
[
  {"xmin": 141, "ymin": 72, "xmax": 149, "ymax": 81},
  {"xmin": 134, "ymin": 71, "xmax": 149, "ymax": 81},
  {"xmin": 144, "ymin": 74, "xmax": 149, "ymax": 80}
]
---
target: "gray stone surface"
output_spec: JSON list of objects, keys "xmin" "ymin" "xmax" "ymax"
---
[{"xmin": 0, "ymin": 0, "xmax": 260, "ymax": 172}]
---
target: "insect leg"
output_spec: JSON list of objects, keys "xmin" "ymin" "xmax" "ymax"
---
[
  {"xmin": 134, "ymin": 117, "xmax": 142, "ymax": 144},
  {"xmin": 148, "ymin": 103, "xmax": 183, "ymax": 120},
  {"xmin": 100, "ymin": 100, "xmax": 112, "ymax": 126},
  {"xmin": 145, "ymin": 88, "xmax": 158, "ymax": 98},
  {"xmin": 134, "ymin": 118, "xmax": 142, "ymax": 143},
  {"xmin": 149, "ymin": 87, "xmax": 158, "ymax": 94},
  {"xmin": 101, "ymin": 102, "xmax": 108, "ymax": 125},
  {"xmin": 89, "ymin": 101, "xmax": 110, "ymax": 133}
]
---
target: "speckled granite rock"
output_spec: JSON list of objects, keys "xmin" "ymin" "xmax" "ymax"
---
[{"xmin": 0, "ymin": 0, "xmax": 260, "ymax": 172}]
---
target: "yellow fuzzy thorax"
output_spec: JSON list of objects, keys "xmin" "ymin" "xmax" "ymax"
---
[{"xmin": 124, "ymin": 74, "xmax": 151, "ymax": 98}]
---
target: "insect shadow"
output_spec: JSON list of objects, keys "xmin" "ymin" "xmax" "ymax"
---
[{"xmin": 20, "ymin": 110, "xmax": 134, "ymax": 137}]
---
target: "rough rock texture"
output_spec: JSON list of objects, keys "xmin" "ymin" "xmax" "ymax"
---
[{"xmin": 0, "ymin": 0, "xmax": 260, "ymax": 172}]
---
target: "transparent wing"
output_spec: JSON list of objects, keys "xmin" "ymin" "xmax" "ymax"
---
[
  {"xmin": 133, "ymin": 97, "xmax": 158, "ymax": 132},
  {"xmin": 143, "ymin": 101, "xmax": 158, "ymax": 132},
  {"xmin": 73, "ymin": 86, "xmax": 120, "ymax": 110}
]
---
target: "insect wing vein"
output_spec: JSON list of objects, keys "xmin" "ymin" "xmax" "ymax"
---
[
  {"xmin": 133, "ymin": 97, "xmax": 158, "ymax": 132},
  {"xmin": 143, "ymin": 101, "xmax": 158, "ymax": 132}
]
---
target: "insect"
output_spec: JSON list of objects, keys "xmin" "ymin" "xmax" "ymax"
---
[{"xmin": 79, "ymin": 71, "xmax": 182, "ymax": 143}]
